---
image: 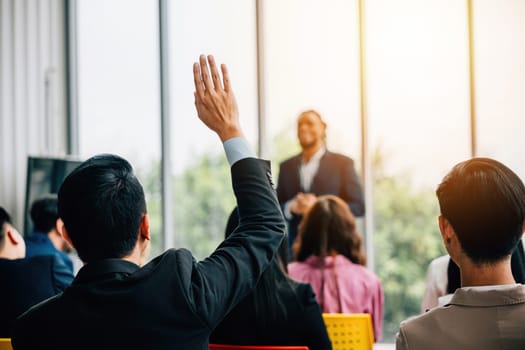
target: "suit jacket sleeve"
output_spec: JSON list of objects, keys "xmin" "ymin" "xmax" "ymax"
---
[
  {"xmin": 341, "ymin": 158, "xmax": 365, "ymax": 216},
  {"xmin": 276, "ymin": 160, "xmax": 295, "ymax": 205},
  {"xmin": 183, "ymin": 158, "xmax": 285, "ymax": 329}
]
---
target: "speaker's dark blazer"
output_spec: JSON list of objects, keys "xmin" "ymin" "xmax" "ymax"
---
[
  {"xmin": 0, "ymin": 254, "xmax": 73, "ymax": 337},
  {"xmin": 277, "ymin": 151, "xmax": 365, "ymax": 245},
  {"xmin": 12, "ymin": 158, "xmax": 285, "ymax": 350},
  {"xmin": 210, "ymin": 271, "xmax": 332, "ymax": 350}
]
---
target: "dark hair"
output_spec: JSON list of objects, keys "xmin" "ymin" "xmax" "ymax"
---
[
  {"xmin": 447, "ymin": 240, "xmax": 525, "ymax": 293},
  {"xmin": 294, "ymin": 195, "xmax": 366, "ymax": 265},
  {"xmin": 225, "ymin": 208, "xmax": 292, "ymax": 324},
  {"xmin": 437, "ymin": 157, "xmax": 525, "ymax": 264},
  {"xmin": 0, "ymin": 207, "xmax": 13, "ymax": 246},
  {"xmin": 58, "ymin": 154, "xmax": 147, "ymax": 263},
  {"xmin": 30, "ymin": 195, "xmax": 59, "ymax": 233}
]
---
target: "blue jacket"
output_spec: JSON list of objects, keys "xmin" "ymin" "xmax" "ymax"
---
[{"xmin": 25, "ymin": 231, "xmax": 74, "ymax": 274}]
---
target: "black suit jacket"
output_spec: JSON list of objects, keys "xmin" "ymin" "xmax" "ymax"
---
[
  {"xmin": 277, "ymin": 151, "xmax": 365, "ymax": 244},
  {"xmin": 12, "ymin": 158, "xmax": 285, "ymax": 350},
  {"xmin": 210, "ymin": 276, "xmax": 332, "ymax": 350},
  {"xmin": 0, "ymin": 254, "xmax": 73, "ymax": 337}
]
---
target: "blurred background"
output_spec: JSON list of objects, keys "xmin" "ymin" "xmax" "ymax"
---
[{"xmin": 1, "ymin": 0, "xmax": 524, "ymax": 343}]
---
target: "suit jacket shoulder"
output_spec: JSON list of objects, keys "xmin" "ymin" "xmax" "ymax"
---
[{"xmin": 397, "ymin": 285, "xmax": 525, "ymax": 350}]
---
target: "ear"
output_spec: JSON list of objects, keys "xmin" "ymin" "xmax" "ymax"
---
[
  {"xmin": 438, "ymin": 215, "xmax": 456, "ymax": 245},
  {"xmin": 60, "ymin": 225, "xmax": 76, "ymax": 250},
  {"xmin": 6, "ymin": 227, "xmax": 22, "ymax": 245},
  {"xmin": 139, "ymin": 214, "xmax": 151, "ymax": 241},
  {"xmin": 439, "ymin": 215, "xmax": 450, "ymax": 242},
  {"xmin": 55, "ymin": 218, "xmax": 64, "ymax": 237}
]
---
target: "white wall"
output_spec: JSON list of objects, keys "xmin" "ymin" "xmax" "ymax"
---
[{"xmin": 0, "ymin": 0, "xmax": 68, "ymax": 229}]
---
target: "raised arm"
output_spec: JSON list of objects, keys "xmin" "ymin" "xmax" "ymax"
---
[{"xmin": 187, "ymin": 55, "xmax": 285, "ymax": 327}]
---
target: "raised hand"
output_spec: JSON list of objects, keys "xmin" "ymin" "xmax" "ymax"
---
[{"xmin": 193, "ymin": 54, "xmax": 242, "ymax": 142}]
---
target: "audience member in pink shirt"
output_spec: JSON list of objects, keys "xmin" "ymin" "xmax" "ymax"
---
[{"xmin": 288, "ymin": 195, "xmax": 384, "ymax": 341}]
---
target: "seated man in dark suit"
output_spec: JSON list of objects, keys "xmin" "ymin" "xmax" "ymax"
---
[
  {"xmin": 25, "ymin": 194, "xmax": 74, "ymax": 274},
  {"xmin": 277, "ymin": 110, "xmax": 365, "ymax": 249},
  {"xmin": 13, "ymin": 55, "xmax": 285, "ymax": 350},
  {"xmin": 0, "ymin": 207, "xmax": 73, "ymax": 337},
  {"xmin": 397, "ymin": 158, "xmax": 525, "ymax": 349}
]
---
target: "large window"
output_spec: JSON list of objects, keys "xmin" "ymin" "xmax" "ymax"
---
[
  {"xmin": 168, "ymin": 0, "xmax": 258, "ymax": 258},
  {"xmin": 76, "ymin": 0, "xmax": 162, "ymax": 256},
  {"xmin": 475, "ymin": 0, "xmax": 525, "ymax": 178},
  {"xmin": 366, "ymin": 0, "xmax": 471, "ymax": 340}
]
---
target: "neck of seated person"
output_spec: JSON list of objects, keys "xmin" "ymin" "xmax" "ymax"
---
[{"xmin": 458, "ymin": 255, "xmax": 515, "ymax": 287}]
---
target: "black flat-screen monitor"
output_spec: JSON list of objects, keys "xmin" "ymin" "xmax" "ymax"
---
[{"xmin": 24, "ymin": 156, "xmax": 83, "ymax": 235}]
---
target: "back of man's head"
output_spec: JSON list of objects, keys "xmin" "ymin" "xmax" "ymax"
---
[
  {"xmin": 58, "ymin": 154, "xmax": 146, "ymax": 263},
  {"xmin": 0, "ymin": 207, "xmax": 12, "ymax": 246},
  {"xmin": 30, "ymin": 195, "xmax": 59, "ymax": 234},
  {"xmin": 437, "ymin": 157, "xmax": 525, "ymax": 264}
]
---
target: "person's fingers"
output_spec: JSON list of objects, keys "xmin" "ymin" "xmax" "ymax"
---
[
  {"xmin": 193, "ymin": 62, "xmax": 204, "ymax": 99},
  {"xmin": 221, "ymin": 63, "xmax": 230, "ymax": 92},
  {"xmin": 208, "ymin": 55, "xmax": 223, "ymax": 90},
  {"xmin": 199, "ymin": 54, "xmax": 213, "ymax": 91}
]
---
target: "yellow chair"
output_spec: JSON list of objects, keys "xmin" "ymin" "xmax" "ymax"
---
[
  {"xmin": 322, "ymin": 313, "xmax": 374, "ymax": 350},
  {"xmin": 0, "ymin": 338, "xmax": 13, "ymax": 350}
]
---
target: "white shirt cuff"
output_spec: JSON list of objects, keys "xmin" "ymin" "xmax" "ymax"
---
[{"xmin": 223, "ymin": 137, "xmax": 256, "ymax": 166}]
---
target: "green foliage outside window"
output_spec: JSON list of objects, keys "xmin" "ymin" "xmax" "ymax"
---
[
  {"xmin": 372, "ymin": 148, "xmax": 445, "ymax": 341},
  {"xmin": 172, "ymin": 153, "xmax": 236, "ymax": 259}
]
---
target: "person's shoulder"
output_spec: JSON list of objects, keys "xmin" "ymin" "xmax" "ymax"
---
[
  {"xmin": 142, "ymin": 248, "xmax": 193, "ymax": 268},
  {"xmin": 400, "ymin": 304, "xmax": 451, "ymax": 333},
  {"xmin": 324, "ymin": 151, "xmax": 353, "ymax": 163},
  {"xmin": 16, "ymin": 291, "xmax": 63, "ymax": 324},
  {"xmin": 23, "ymin": 254, "xmax": 56, "ymax": 266},
  {"xmin": 397, "ymin": 308, "xmax": 450, "ymax": 350},
  {"xmin": 136, "ymin": 248, "xmax": 199, "ymax": 283},
  {"xmin": 279, "ymin": 154, "xmax": 301, "ymax": 167},
  {"xmin": 429, "ymin": 254, "xmax": 450, "ymax": 269},
  {"xmin": 13, "ymin": 293, "xmax": 63, "ymax": 341},
  {"xmin": 291, "ymin": 281, "xmax": 317, "ymax": 302},
  {"xmin": 0, "ymin": 256, "xmax": 56, "ymax": 277},
  {"xmin": 287, "ymin": 261, "xmax": 308, "ymax": 274}
]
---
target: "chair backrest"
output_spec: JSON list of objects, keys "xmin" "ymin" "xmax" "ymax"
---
[
  {"xmin": 322, "ymin": 313, "xmax": 374, "ymax": 350},
  {"xmin": 209, "ymin": 344, "xmax": 308, "ymax": 350},
  {"xmin": 0, "ymin": 338, "xmax": 13, "ymax": 350}
]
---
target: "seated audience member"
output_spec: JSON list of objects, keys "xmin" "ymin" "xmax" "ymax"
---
[
  {"xmin": 397, "ymin": 158, "xmax": 525, "ymax": 350},
  {"xmin": 0, "ymin": 207, "xmax": 72, "ymax": 337},
  {"xmin": 12, "ymin": 55, "xmax": 285, "ymax": 350},
  {"xmin": 25, "ymin": 194, "xmax": 74, "ymax": 274},
  {"xmin": 421, "ymin": 240, "xmax": 525, "ymax": 312},
  {"xmin": 210, "ymin": 208, "xmax": 332, "ymax": 350},
  {"xmin": 288, "ymin": 195, "xmax": 383, "ymax": 341}
]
